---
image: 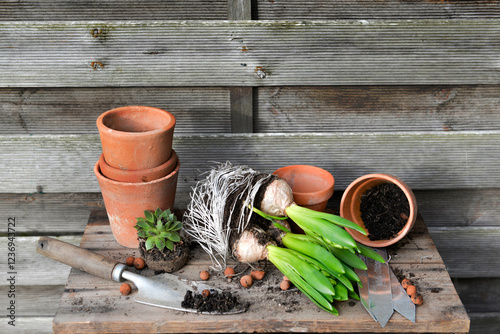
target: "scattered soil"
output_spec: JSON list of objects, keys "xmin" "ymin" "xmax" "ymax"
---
[
  {"xmin": 181, "ymin": 289, "xmax": 239, "ymax": 313},
  {"xmin": 360, "ymin": 183, "xmax": 410, "ymax": 241}
]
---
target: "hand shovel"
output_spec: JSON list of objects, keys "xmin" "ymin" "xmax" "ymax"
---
[{"xmin": 36, "ymin": 236, "xmax": 246, "ymax": 315}]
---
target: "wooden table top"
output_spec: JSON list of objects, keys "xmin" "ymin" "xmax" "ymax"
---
[{"xmin": 52, "ymin": 209, "xmax": 470, "ymax": 333}]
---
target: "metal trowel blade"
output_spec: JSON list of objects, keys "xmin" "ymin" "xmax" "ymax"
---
[
  {"xmin": 390, "ymin": 268, "xmax": 415, "ymax": 323},
  {"xmin": 122, "ymin": 270, "xmax": 247, "ymax": 315},
  {"xmin": 355, "ymin": 256, "xmax": 377, "ymax": 322},
  {"xmin": 367, "ymin": 249, "xmax": 393, "ymax": 327}
]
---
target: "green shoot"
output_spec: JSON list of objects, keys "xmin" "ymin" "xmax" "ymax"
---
[
  {"xmin": 286, "ymin": 204, "xmax": 367, "ymax": 235},
  {"xmin": 267, "ymin": 246, "xmax": 338, "ymax": 315},
  {"xmin": 286, "ymin": 211, "xmax": 357, "ymax": 249},
  {"xmin": 333, "ymin": 282, "xmax": 348, "ymax": 301},
  {"xmin": 248, "ymin": 202, "xmax": 383, "ymax": 315},
  {"xmin": 272, "ymin": 221, "xmax": 291, "ymax": 233},
  {"xmin": 251, "ymin": 206, "xmax": 288, "ymax": 221},
  {"xmin": 282, "ymin": 234, "xmax": 345, "ymax": 275},
  {"xmin": 328, "ymin": 246, "xmax": 367, "ymax": 270},
  {"xmin": 348, "ymin": 290, "xmax": 360, "ymax": 300},
  {"xmin": 356, "ymin": 243, "xmax": 385, "ymax": 263}
]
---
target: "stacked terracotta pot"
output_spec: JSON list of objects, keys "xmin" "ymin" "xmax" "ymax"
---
[{"xmin": 94, "ymin": 106, "xmax": 180, "ymax": 248}]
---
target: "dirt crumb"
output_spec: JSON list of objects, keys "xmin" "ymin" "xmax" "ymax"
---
[{"xmin": 181, "ymin": 290, "xmax": 239, "ymax": 313}]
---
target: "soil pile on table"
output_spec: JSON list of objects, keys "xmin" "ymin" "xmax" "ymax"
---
[
  {"xmin": 181, "ymin": 290, "xmax": 239, "ymax": 313},
  {"xmin": 360, "ymin": 183, "xmax": 410, "ymax": 241}
]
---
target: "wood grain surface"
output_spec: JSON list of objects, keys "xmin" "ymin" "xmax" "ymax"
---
[
  {"xmin": 1, "ymin": 132, "xmax": 498, "ymax": 194},
  {"xmin": 50, "ymin": 210, "xmax": 469, "ymax": 333},
  {"xmin": 1, "ymin": 20, "xmax": 500, "ymax": 87}
]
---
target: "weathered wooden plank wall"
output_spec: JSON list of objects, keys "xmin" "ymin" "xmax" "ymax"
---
[
  {"xmin": 1, "ymin": 0, "xmax": 499, "ymax": 333},
  {"xmin": 2, "ymin": 20, "xmax": 500, "ymax": 86}
]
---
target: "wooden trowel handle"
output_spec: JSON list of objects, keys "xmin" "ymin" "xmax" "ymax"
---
[{"xmin": 37, "ymin": 236, "xmax": 120, "ymax": 281}]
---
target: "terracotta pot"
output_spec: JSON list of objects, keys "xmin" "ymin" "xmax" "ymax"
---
[
  {"xmin": 99, "ymin": 150, "xmax": 178, "ymax": 183},
  {"xmin": 94, "ymin": 160, "xmax": 180, "ymax": 248},
  {"xmin": 273, "ymin": 165, "xmax": 335, "ymax": 211},
  {"xmin": 340, "ymin": 173, "xmax": 417, "ymax": 248},
  {"xmin": 96, "ymin": 106, "xmax": 176, "ymax": 170}
]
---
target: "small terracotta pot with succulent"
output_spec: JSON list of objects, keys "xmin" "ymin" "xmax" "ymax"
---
[{"xmin": 134, "ymin": 208, "xmax": 189, "ymax": 272}]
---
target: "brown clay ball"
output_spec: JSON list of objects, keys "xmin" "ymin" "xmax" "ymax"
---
[
  {"xmin": 240, "ymin": 275, "xmax": 253, "ymax": 288},
  {"xmin": 200, "ymin": 270, "xmax": 210, "ymax": 281},
  {"xmin": 406, "ymin": 285, "xmax": 417, "ymax": 297},
  {"xmin": 125, "ymin": 256, "xmax": 135, "ymax": 266},
  {"xmin": 202, "ymin": 289, "xmax": 211, "ymax": 298},
  {"xmin": 120, "ymin": 283, "xmax": 132, "ymax": 295},
  {"xmin": 401, "ymin": 278, "xmax": 412, "ymax": 289},
  {"xmin": 250, "ymin": 270, "xmax": 265, "ymax": 280},
  {"xmin": 412, "ymin": 294, "xmax": 424, "ymax": 305},
  {"xmin": 280, "ymin": 280, "xmax": 291, "ymax": 291},
  {"xmin": 283, "ymin": 275, "xmax": 290, "ymax": 282},
  {"xmin": 133, "ymin": 257, "xmax": 146, "ymax": 270},
  {"xmin": 224, "ymin": 267, "xmax": 236, "ymax": 278}
]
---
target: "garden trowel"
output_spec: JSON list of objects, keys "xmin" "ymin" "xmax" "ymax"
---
[
  {"xmin": 356, "ymin": 248, "xmax": 415, "ymax": 327},
  {"xmin": 36, "ymin": 236, "xmax": 247, "ymax": 315}
]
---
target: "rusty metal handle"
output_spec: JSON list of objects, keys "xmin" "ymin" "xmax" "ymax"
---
[{"xmin": 36, "ymin": 236, "xmax": 121, "ymax": 281}]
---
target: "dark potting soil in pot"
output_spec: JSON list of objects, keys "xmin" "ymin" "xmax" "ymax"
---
[
  {"xmin": 360, "ymin": 183, "xmax": 410, "ymax": 241},
  {"xmin": 139, "ymin": 238, "xmax": 190, "ymax": 272},
  {"xmin": 181, "ymin": 290, "xmax": 239, "ymax": 313}
]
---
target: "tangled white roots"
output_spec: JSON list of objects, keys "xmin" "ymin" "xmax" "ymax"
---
[{"xmin": 182, "ymin": 162, "xmax": 273, "ymax": 270}]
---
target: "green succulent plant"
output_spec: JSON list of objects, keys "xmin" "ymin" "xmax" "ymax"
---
[{"xmin": 134, "ymin": 208, "xmax": 183, "ymax": 251}]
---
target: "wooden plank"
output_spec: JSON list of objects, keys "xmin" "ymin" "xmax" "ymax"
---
[
  {"xmin": 3, "ymin": 0, "xmax": 500, "ymax": 21},
  {"xmin": 1, "ymin": 132, "xmax": 499, "ymax": 194},
  {"xmin": 0, "ymin": 0, "xmax": 227, "ymax": 20},
  {"xmin": 469, "ymin": 313, "xmax": 500, "ymax": 334},
  {"xmin": 0, "ymin": 193, "xmax": 103, "ymax": 235},
  {"xmin": 2, "ymin": 188, "xmax": 500, "ymax": 236},
  {"xmin": 454, "ymin": 278, "xmax": 500, "ymax": 313},
  {"xmin": 227, "ymin": 0, "xmax": 251, "ymax": 20},
  {"xmin": 255, "ymin": 85, "xmax": 500, "ymax": 133},
  {"xmin": 2, "ymin": 187, "xmax": 500, "ymax": 234},
  {"xmin": 3, "ymin": 85, "xmax": 499, "ymax": 135},
  {"xmin": 1, "ymin": 20, "xmax": 500, "ymax": 87},
  {"xmin": 0, "ymin": 236, "xmax": 82, "ymax": 286},
  {"xmin": 417, "ymin": 188, "xmax": 500, "ymax": 227},
  {"xmin": 428, "ymin": 226, "xmax": 500, "ymax": 278},
  {"xmin": 230, "ymin": 84, "xmax": 254, "ymax": 133},
  {"xmin": 0, "ymin": 317, "xmax": 54, "ymax": 334},
  {"xmin": 2, "ymin": 212, "xmax": 499, "ymax": 282},
  {"xmin": 0, "ymin": 87, "xmax": 230, "ymax": 135},
  {"xmin": 256, "ymin": 0, "xmax": 500, "ymax": 20},
  {"xmin": 54, "ymin": 266, "xmax": 470, "ymax": 333},
  {"xmin": 0, "ymin": 285, "xmax": 65, "ymax": 316},
  {"xmin": 228, "ymin": 0, "xmax": 254, "ymax": 133},
  {"xmin": 52, "ymin": 212, "xmax": 469, "ymax": 333}
]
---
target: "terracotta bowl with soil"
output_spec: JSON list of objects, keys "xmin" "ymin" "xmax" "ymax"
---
[
  {"xmin": 138, "ymin": 237, "xmax": 190, "ymax": 272},
  {"xmin": 340, "ymin": 173, "xmax": 417, "ymax": 247}
]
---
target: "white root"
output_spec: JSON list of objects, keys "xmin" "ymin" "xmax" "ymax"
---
[{"xmin": 182, "ymin": 162, "xmax": 274, "ymax": 270}]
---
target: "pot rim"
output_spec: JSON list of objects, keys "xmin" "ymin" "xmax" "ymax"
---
[
  {"xmin": 96, "ymin": 106, "xmax": 176, "ymax": 137},
  {"xmin": 99, "ymin": 150, "xmax": 178, "ymax": 179},
  {"xmin": 340, "ymin": 173, "xmax": 417, "ymax": 248},
  {"xmin": 273, "ymin": 164, "xmax": 335, "ymax": 203},
  {"xmin": 94, "ymin": 158, "xmax": 180, "ymax": 187}
]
